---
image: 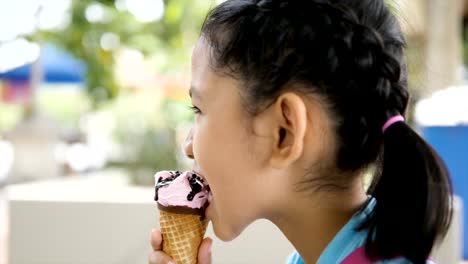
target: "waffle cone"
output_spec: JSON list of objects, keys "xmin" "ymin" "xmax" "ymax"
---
[{"xmin": 159, "ymin": 210, "xmax": 208, "ymax": 264}]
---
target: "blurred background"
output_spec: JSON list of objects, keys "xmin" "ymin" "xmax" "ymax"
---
[
  {"xmin": 0, "ymin": 0, "xmax": 467, "ymax": 263},
  {"xmin": 0, "ymin": 0, "xmax": 217, "ymax": 186}
]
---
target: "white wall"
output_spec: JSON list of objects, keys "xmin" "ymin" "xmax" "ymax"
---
[
  {"xmin": 7, "ymin": 199, "xmax": 294, "ymax": 264},
  {"xmin": 4, "ymin": 175, "xmax": 462, "ymax": 264},
  {"xmin": 5, "ymin": 174, "xmax": 294, "ymax": 264}
]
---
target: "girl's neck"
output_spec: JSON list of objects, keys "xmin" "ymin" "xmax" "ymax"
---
[{"xmin": 270, "ymin": 184, "xmax": 368, "ymax": 264}]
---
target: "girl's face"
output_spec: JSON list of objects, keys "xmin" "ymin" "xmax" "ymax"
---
[{"xmin": 184, "ymin": 38, "xmax": 279, "ymax": 241}]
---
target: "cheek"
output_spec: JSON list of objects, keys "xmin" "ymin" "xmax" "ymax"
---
[
  {"xmin": 193, "ymin": 119, "xmax": 261, "ymax": 197},
  {"xmin": 194, "ymin": 127, "xmax": 267, "ymax": 240},
  {"xmin": 193, "ymin": 118, "xmax": 262, "ymax": 193},
  {"xmin": 193, "ymin": 117, "xmax": 233, "ymax": 167}
]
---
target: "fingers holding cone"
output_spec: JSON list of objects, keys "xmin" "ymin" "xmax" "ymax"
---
[
  {"xmin": 149, "ymin": 228, "xmax": 213, "ymax": 264},
  {"xmin": 149, "ymin": 229, "xmax": 176, "ymax": 264}
]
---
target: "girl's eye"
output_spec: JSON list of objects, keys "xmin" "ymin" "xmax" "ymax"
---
[{"xmin": 189, "ymin": 105, "xmax": 201, "ymax": 114}]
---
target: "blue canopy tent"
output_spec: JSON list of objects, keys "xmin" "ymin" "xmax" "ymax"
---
[{"xmin": 0, "ymin": 44, "xmax": 85, "ymax": 83}]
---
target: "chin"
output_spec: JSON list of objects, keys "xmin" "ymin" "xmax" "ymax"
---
[{"xmin": 211, "ymin": 220, "xmax": 243, "ymax": 242}]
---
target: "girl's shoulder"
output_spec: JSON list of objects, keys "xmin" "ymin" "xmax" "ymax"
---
[
  {"xmin": 286, "ymin": 251, "xmax": 437, "ymax": 264},
  {"xmin": 340, "ymin": 244, "xmax": 437, "ymax": 264},
  {"xmin": 286, "ymin": 198, "xmax": 436, "ymax": 264}
]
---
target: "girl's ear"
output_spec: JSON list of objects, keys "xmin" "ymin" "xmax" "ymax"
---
[{"xmin": 252, "ymin": 92, "xmax": 308, "ymax": 169}]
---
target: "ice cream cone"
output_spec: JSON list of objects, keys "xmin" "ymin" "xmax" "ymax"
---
[
  {"xmin": 159, "ymin": 209, "xmax": 209, "ymax": 264},
  {"xmin": 154, "ymin": 170, "xmax": 210, "ymax": 264}
]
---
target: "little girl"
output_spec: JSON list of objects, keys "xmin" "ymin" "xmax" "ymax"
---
[{"xmin": 149, "ymin": 0, "xmax": 453, "ymax": 263}]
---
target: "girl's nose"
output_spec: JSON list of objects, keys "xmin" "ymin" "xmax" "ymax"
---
[{"xmin": 184, "ymin": 128, "xmax": 194, "ymax": 159}]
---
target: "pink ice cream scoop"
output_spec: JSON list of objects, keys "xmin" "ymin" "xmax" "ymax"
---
[{"xmin": 154, "ymin": 171, "xmax": 209, "ymax": 210}]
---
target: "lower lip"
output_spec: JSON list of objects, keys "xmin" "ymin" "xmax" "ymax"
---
[
  {"xmin": 204, "ymin": 209, "xmax": 210, "ymax": 221},
  {"xmin": 205, "ymin": 201, "xmax": 211, "ymax": 211},
  {"xmin": 204, "ymin": 191, "xmax": 213, "ymax": 217},
  {"xmin": 205, "ymin": 202, "xmax": 212, "ymax": 218}
]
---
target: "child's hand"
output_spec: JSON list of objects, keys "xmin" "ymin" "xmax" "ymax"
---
[{"xmin": 148, "ymin": 228, "xmax": 213, "ymax": 264}]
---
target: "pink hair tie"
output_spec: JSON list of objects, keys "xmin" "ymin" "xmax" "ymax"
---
[{"xmin": 382, "ymin": 115, "xmax": 405, "ymax": 133}]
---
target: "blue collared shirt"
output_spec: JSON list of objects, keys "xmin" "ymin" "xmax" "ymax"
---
[{"xmin": 287, "ymin": 198, "xmax": 436, "ymax": 264}]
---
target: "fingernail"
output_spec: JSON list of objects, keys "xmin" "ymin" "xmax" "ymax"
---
[{"xmin": 151, "ymin": 228, "xmax": 156, "ymax": 234}]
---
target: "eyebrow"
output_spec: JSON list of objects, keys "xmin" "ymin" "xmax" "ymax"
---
[{"xmin": 189, "ymin": 86, "xmax": 202, "ymax": 100}]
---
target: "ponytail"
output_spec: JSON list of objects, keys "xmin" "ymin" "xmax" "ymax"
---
[{"xmin": 364, "ymin": 121, "xmax": 453, "ymax": 263}]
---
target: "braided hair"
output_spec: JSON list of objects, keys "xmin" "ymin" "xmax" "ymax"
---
[{"xmin": 201, "ymin": 0, "xmax": 452, "ymax": 263}]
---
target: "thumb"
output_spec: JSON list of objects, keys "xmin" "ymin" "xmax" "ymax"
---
[{"xmin": 197, "ymin": 237, "xmax": 213, "ymax": 264}]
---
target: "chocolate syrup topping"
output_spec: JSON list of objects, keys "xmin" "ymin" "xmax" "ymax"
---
[{"xmin": 187, "ymin": 173, "xmax": 204, "ymax": 201}]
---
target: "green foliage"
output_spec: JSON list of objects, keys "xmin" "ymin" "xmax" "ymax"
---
[
  {"xmin": 21, "ymin": 0, "xmax": 216, "ymax": 184},
  {"xmin": 35, "ymin": 0, "xmax": 214, "ymax": 105},
  {"xmin": 0, "ymin": 102, "xmax": 23, "ymax": 134},
  {"xmin": 38, "ymin": 86, "xmax": 91, "ymax": 129},
  {"xmin": 97, "ymin": 92, "xmax": 194, "ymax": 185}
]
